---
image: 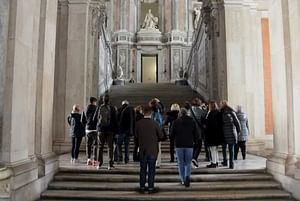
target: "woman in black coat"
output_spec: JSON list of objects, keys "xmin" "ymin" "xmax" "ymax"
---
[
  {"xmin": 164, "ymin": 103, "xmax": 180, "ymax": 162},
  {"xmin": 220, "ymin": 101, "xmax": 241, "ymax": 169},
  {"xmin": 67, "ymin": 104, "xmax": 85, "ymax": 163},
  {"xmin": 204, "ymin": 101, "xmax": 223, "ymax": 168}
]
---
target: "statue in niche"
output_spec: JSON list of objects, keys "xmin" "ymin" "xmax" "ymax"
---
[
  {"xmin": 117, "ymin": 52, "xmax": 126, "ymax": 79},
  {"xmin": 193, "ymin": 7, "xmax": 201, "ymax": 30},
  {"xmin": 117, "ymin": 65, "xmax": 124, "ymax": 79},
  {"xmin": 142, "ymin": 9, "xmax": 158, "ymax": 29}
]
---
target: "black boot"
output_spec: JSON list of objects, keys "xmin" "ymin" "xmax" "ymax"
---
[
  {"xmin": 229, "ymin": 161, "xmax": 234, "ymax": 169},
  {"xmin": 184, "ymin": 176, "xmax": 190, "ymax": 187}
]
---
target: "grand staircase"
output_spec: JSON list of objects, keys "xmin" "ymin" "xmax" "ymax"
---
[
  {"xmin": 39, "ymin": 83, "xmax": 296, "ymax": 201},
  {"xmin": 108, "ymin": 83, "xmax": 200, "ymax": 108},
  {"xmin": 39, "ymin": 156, "xmax": 295, "ymax": 201}
]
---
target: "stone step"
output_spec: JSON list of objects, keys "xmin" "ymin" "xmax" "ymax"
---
[
  {"xmin": 48, "ymin": 181, "xmax": 281, "ymax": 191},
  {"xmin": 109, "ymin": 83, "xmax": 200, "ymax": 107},
  {"xmin": 40, "ymin": 189, "xmax": 292, "ymax": 201},
  {"xmin": 58, "ymin": 167, "xmax": 266, "ymax": 175},
  {"xmin": 54, "ymin": 173, "xmax": 273, "ymax": 182}
]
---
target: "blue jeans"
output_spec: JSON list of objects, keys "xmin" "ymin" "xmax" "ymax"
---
[
  {"xmin": 139, "ymin": 154, "xmax": 157, "ymax": 189},
  {"xmin": 176, "ymin": 148, "xmax": 193, "ymax": 183},
  {"xmin": 116, "ymin": 133, "xmax": 130, "ymax": 162},
  {"xmin": 71, "ymin": 137, "xmax": 83, "ymax": 159}
]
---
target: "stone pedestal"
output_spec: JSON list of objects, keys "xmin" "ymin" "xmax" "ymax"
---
[
  {"xmin": 137, "ymin": 29, "xmax": 162, "ymax": 44},
  {"xmin": 113, "ymin": 79, "xmax": 125, "ymax": 85},
  {"xmin": 175, "ymin": 79, "xmax": 188, "ymax": 85}
]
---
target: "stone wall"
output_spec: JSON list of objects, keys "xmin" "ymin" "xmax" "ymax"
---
[
  {"xmin": 0, "ymin": 0, "xmax": 59, "ymax": 200},
  {"xmin": 110, "ymin": 0, "xmax": 197, "ymax": 83}
]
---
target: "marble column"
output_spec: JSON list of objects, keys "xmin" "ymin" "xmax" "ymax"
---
[
  {"xmin": 0, "ymin": 1, "xmax": 9, "ymax": 155},
  {"xmin": 172, "ymin": 0, "xmax": 178, "ymax": 30},
  {"xmin": 224, "ymin": 1, "xmax": 246, "ymax": 106},
  {"xmin": 250, "ymin": 10, "xmax": 269, "ymax": 148},
  {"xmin": 287, "ymin": 0, "xmax": 300, "ymax": 181},
  {"xmin": 0, "ymin": 1, "xmax": 11, "ymax": 199},
  {"xmin": 53, "ymin": 0, "xmax": 69, "ymax": 152},
  {"xmin": 267, "ymin": 0, "xmax": 290, "ymax": 175},
  {"xmin": 2, "ymin": 0, "xmax": 40, "ymax": 164},
  {"xmin": 53, "ymin": 0, "xmax": 92, "ymax": 153},
  {"xmin": 223, "ymin": 0, "xmax": 267, "ymax": 154},
  {"xmin": 1, "ymin": 0, "xmax": 59, "ymax": 200},
  {"xmin": 35, "ymin": 0, "xmax": 59, "ymax": 177}
]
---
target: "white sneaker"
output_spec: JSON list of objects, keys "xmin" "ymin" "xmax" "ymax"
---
[
  {"xmin": 70, "ymin": 158, "xmax": 74, "ymax": 164},
  {"xmin": 86, "ymin": 159, "xmax": 92, "ymax": 166}
]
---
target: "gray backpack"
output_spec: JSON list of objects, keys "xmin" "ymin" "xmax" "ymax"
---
[{"xmin": 98, "ymin": 105, "xmax": 111, "ymax": 127}]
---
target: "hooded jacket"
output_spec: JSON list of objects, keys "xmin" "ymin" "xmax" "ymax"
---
[{"xmin": 67, "ymin": 112, "xmax": 85, "ymax": 138}]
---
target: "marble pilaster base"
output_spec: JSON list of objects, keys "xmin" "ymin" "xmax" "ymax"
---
[
  {"xmin": 293, "ymin": 159, "xmax": 300, "ymax": 180},
  {"xmin": 0, "ymin": 166, "xmax": 12, "ymax": 200},
  {"xmin": 246, "ymin": 139, "xmax": 266, "ymax": 156},
  {"xmin": 0, "ymin": 156, "xmax": 59, "ymax": 201},
  {"xmin": 267, "ymin": 153, "xmax": 288, "ymax": 175},
  {"xmin": 36, "ymin": 153, "xmax": 59, "ymax": 178}
]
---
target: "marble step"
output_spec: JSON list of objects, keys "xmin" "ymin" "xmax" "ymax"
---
[
  {"xmin": 48, "ymin": 181, "xmax": 281, "ymax": 191},
  {"xmin": 40, "ymin": 189, "xmax": 292, "ymax": 201},
  {"xmin": 109, "ymin": 83, "xmax": 200, "ymax": 107},
  {"xmin": 54, "ymin": 173, "xmax": 273, "ymax": 182},
  {"xmin": 58, "ymin": 167, "xmax": 266, "ymax": 175}
]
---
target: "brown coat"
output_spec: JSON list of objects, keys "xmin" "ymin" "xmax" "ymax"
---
[{"xmin": 135, "ymin": 117, "xmax": 163, "ymax": 158}]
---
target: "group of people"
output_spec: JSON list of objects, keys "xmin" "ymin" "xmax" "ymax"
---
[{"xmin": 67, "ymin": 96, "xmax": 249, "ymax": 193}]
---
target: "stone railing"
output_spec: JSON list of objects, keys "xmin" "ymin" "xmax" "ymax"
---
[
  {"xmin": 185, "ymin": 1, "xmax": 210, "ymax": 100},
  {"xmin": 97, "ymin": 6, "xmax": 113, "ymax": 95},
  {"xmin": 185, "ymin": 0, "xmax": 224, "ymax": 101}
]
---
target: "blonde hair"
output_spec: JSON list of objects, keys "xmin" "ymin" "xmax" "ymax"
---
[
  {"xmin": 72, "ymin": 104, "xmax": 80, "ymax": 113},
  {"xmin": 170, "ymin": 103, "xmax": 180, "ymax": 111}
]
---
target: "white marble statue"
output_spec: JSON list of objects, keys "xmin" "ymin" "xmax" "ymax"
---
[
  {"xmin": 117, "ymin": 65, "xmax": 124, "ymax": 79},
  {"xmin": 194, "ymin": 7, "xmax": 201, "ymax": 30},
  {"xmin": 142, "ymin": 9, "xmax": 158, "ymax": 29}
]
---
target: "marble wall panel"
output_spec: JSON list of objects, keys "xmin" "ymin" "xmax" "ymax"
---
[{"xmin": 0, "ymin": 0, "xmax": 9, "ymax": 156}]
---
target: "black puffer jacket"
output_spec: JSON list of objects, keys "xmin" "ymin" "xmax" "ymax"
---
[
  {"xmin": 221, "ymin": 106, "xmax": 241, "ymax": 144},
  {"xmin": 67, "ymin": 113, "xmax": 85, "ymax": 138},
  {"xmin": 119, "ymin": 104, "xmax": 135, "ymax": 135},
  {"xmin": 81, "ymin": 104, "xmax": 97, "ymax": 131}
]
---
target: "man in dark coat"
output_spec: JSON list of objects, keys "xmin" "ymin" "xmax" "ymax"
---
[
  {"xmin": 94, "ymin": 95, "xmax": 118, "ymax": 170},
  {"xmin": 135, "ymin": 106, "xmax": 163, "ymax": 193},
  {"xmin": 170, "ymin": 108, "xmax": 199, "ymax": 187},
  {"xmin": 81, "ymin": 97, "xmax": 98, "ymax": 166},
  {"xmin": 115, "ymin": 100, "xmax": 135, "ymax": 163}
]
